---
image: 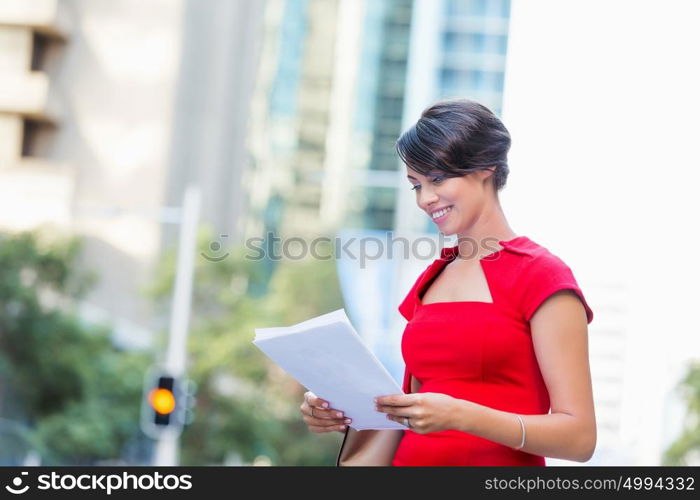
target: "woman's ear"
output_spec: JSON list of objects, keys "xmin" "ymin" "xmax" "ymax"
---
[{"xmin": 477, "ymin": 167, "xmax": 496, "ymax": 183}]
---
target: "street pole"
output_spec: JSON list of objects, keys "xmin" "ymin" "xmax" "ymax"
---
[{"xmin": 153, "ymin": 185, "xmax": 201, "ymax": 466}]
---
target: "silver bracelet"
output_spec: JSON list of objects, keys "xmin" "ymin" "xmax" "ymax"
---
[{"xmin": 513, "ymin": 414, "xmax": 526, "ymax": 450}]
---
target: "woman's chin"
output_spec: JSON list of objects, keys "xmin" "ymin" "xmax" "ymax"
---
[{"xmin": 437, "ymin": 225, "xmax": 456, "ymax": 236}]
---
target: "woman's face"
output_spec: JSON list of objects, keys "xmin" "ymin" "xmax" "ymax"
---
[{"xmin": 406, "ymin": 166, "xmax": 493, "ymax": 236}]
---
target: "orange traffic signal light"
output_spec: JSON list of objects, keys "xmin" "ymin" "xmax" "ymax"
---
[
  {"xmin": 149, "ymin": 388, "xmax": 176, "ymax": 415},
  {"xmin": 141, "ymin": 369, "xmax": 196, "ymax": 438}
]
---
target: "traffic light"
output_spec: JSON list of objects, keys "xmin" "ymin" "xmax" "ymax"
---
[
  {"xmin": 150, "ymin": 375, "xmax": 177, "ymax": 425},
  {"xmin": 140, "ymin": 369, "xmax": 196, "ymax": 438}
]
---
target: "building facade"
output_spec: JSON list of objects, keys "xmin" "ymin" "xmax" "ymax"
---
[{"xmin": 0, "ymin": 0, "xmax": 265, "ymax": 348}]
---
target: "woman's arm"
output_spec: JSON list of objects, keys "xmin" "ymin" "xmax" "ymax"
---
[
  {"xmin": 377, "ymin": 290, "xmax": 596, "ymax": 461},
  {"xmin": 453, "ymin": 289, "xmax": 597, "ymax": 462}
]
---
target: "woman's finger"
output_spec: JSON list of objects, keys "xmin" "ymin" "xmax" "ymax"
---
[
  {"xmin": 386, "ymin": 414, "xmax": 416, "ymax": 430},
  {"xmin": 301, "ymin": 398, "xmax": 343, "ymax": 420},
  {"xmin": 311, "ymin": 406, "xmax": 347, "ymax": 421},
  {"xmin": 308, "ymin": 424, "xmax": 348, "ymax": 434},
  {"xmin": 303, "ymin": 413, "xmax": 350, "ymax": 427},
  {"xmin": 386, "ymin": 414, "xmax": 409, "ymax": 423},
  {"xmin": 375, "ymin": 404, "xmax": 412, "ymax": 417},
  {"xmin": 303, "ymin": 411, "xmax": 351, "ymax": 426},
  {"xmin": 304, "ymin": 391, "xmax": 330, "ymax": 409},
  {"xmin": 301, "ymin": 393, "xmax": 350, "ymax": 433}
]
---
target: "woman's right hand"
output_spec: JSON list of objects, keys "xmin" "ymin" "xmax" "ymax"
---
[{"xmin": 300, "ymin": 391, "xmax": 352, "ymax": 433}]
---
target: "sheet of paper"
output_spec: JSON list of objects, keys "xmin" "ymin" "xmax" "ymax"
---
[{"xmin": 253, "ymin": 309, "xmax": 406, "ymax": 430}]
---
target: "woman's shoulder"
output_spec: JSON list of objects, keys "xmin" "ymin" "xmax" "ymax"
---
[
  {"xmin": 496, "ymin": 236, "xmax": 575, "ymax": 274},
  {"xmin": 505, "ymin": 236, "xmax": 594, "ymax": 324}
]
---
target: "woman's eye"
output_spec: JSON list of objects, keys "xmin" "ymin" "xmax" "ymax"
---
[
  {"xmin": 410, "ymin": 184, "xmax": 420, "ymax": 191},
  {"xmin": 432, "ymin": 175, "xmax": 445, "ymax": 184}
]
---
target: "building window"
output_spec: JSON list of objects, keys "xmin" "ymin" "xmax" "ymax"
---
[
  {"xmin": 444, "ymin": 32, "xmax": 508, "ymax": 56},
  {"xmin": 446, "ymin": 0, "xmax": 510, "ymax": 19},
  {"xmin": 21, "ymin": 119, "xmax": 55, "ymax": 158},
  {"xmin": 347, "ymin": 186, "xmax": 397, "ymax": 231},
  {"xmin": 446, "ymin": 0, "xmax": 488, "ymax": 17},
  {"xmin": 30, "ymin": 33, "xmax": 50, "ymax": 71}
]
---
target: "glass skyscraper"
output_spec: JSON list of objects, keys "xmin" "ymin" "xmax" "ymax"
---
[
  {"xmin": 344, "ymin": 0, "xmax": 414, "ymax": 231},
  {"xmin": 247, "ymin": 0, "xmax": 512, "ymax": 237},
  {"xmin": 440, "ymin": 0, "xmax": 511, "ymax": 115}
]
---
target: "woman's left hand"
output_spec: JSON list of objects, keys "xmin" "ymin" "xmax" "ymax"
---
[{"xmin": 374, "ymin": 392, "xmax": 472, "ymax": 434}]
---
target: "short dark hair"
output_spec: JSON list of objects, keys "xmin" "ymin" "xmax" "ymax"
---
[{"xmin": 395, "ymin": 98, "xmax": 511, "ymax": 192}]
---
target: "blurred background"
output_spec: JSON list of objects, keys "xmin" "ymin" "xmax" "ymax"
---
[{"xmin": 0, "ymin": 0, "xmax": 698, "ymax": 466}]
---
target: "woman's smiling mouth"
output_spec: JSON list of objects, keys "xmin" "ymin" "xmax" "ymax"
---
[{"xmin": 431, "ymin": 205, "xmax": 453, "ymax": 222}]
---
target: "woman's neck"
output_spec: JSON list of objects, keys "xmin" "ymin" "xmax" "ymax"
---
[{"xmin": 455, "ymin": 202, "xmax": 517, "ymax": 260}]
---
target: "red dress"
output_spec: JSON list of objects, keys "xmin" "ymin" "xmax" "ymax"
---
[{"xmin": 391, "ymin": 235, "xmax": 594, "ymax": 466}]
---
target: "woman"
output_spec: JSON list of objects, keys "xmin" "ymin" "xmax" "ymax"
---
[{"xmin": 299, "ymin": 98, "xmax": 596, "ymax": 465}]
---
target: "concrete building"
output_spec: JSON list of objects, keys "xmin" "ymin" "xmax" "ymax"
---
[
  {"xmin": 0, "ymin": 0, "xmax": 72, "ymax": 230},
  {"xmin": 0, "ymin": 0, "xmax": 265, "ymax": 348}
]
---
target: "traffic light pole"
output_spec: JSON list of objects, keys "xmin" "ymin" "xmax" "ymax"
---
[{"xmin": 153, "ymin": 185, "xmax": 201, "ymax": 466}]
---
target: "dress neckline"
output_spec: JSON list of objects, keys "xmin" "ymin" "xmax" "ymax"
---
[
  {"xmin": 418, "ymin": 235, "xmax": 531, "ymax": 307},
  {"xmin": 438, "ymin": 235, "xmax": 531, "ymax": 260}
]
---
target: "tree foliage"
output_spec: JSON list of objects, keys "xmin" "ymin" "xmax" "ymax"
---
[
  {"xmin": 0, "ymin": 230, "xmax": 150, "ymax": 465},
  {"xmin": 148, "ymin": 229, "xmax": 346, "ymax": 465},
  {"xmin": 0, "ymin": 227, "xmax": 347, "ymax": 465},
  {"xmin": 663, "ymin": 360, "xmax": 700, "ymax": 465}
]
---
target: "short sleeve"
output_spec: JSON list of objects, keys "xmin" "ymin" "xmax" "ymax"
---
[
  {"xmin": 519, "ymin": 256, "xmax": 594, "ymax": 325},
  {"xmin": 397, "ymin": 264, "xmax": 432, "ymax": 321}
]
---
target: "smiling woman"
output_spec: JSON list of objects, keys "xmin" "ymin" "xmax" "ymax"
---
[{"xmin": 300, "ymin": 98, "xmax": 596, "ymax": 467}]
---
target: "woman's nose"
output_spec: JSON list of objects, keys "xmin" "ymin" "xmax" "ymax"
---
[{"xmin": 418, "ymin": 187, "xmax": 439, "ymax": 210}]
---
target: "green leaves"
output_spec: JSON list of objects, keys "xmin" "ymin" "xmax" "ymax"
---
[
  {"xmin": 1, "ymin": 228, "xmax": 347, "ymax": 465},
  {"xmin": 0, "ymin": 230, "xmax": 148, "ymax": 465},
  {"xmin": 663, "ymin": 360, "xmax": 700, "ymax": 465},
  {"xmin": 157, "ymin": 229, "xmax": 346, "ymax": 465}
]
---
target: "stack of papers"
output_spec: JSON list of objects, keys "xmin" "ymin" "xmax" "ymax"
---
[{"xmin": 253, "ymin": 309, "xmax": 406, "ymax": 430}]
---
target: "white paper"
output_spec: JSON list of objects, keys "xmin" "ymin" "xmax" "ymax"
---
[{"xmin": 253, "ymin": 309, "xmax": 406, "ymax": 430}]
